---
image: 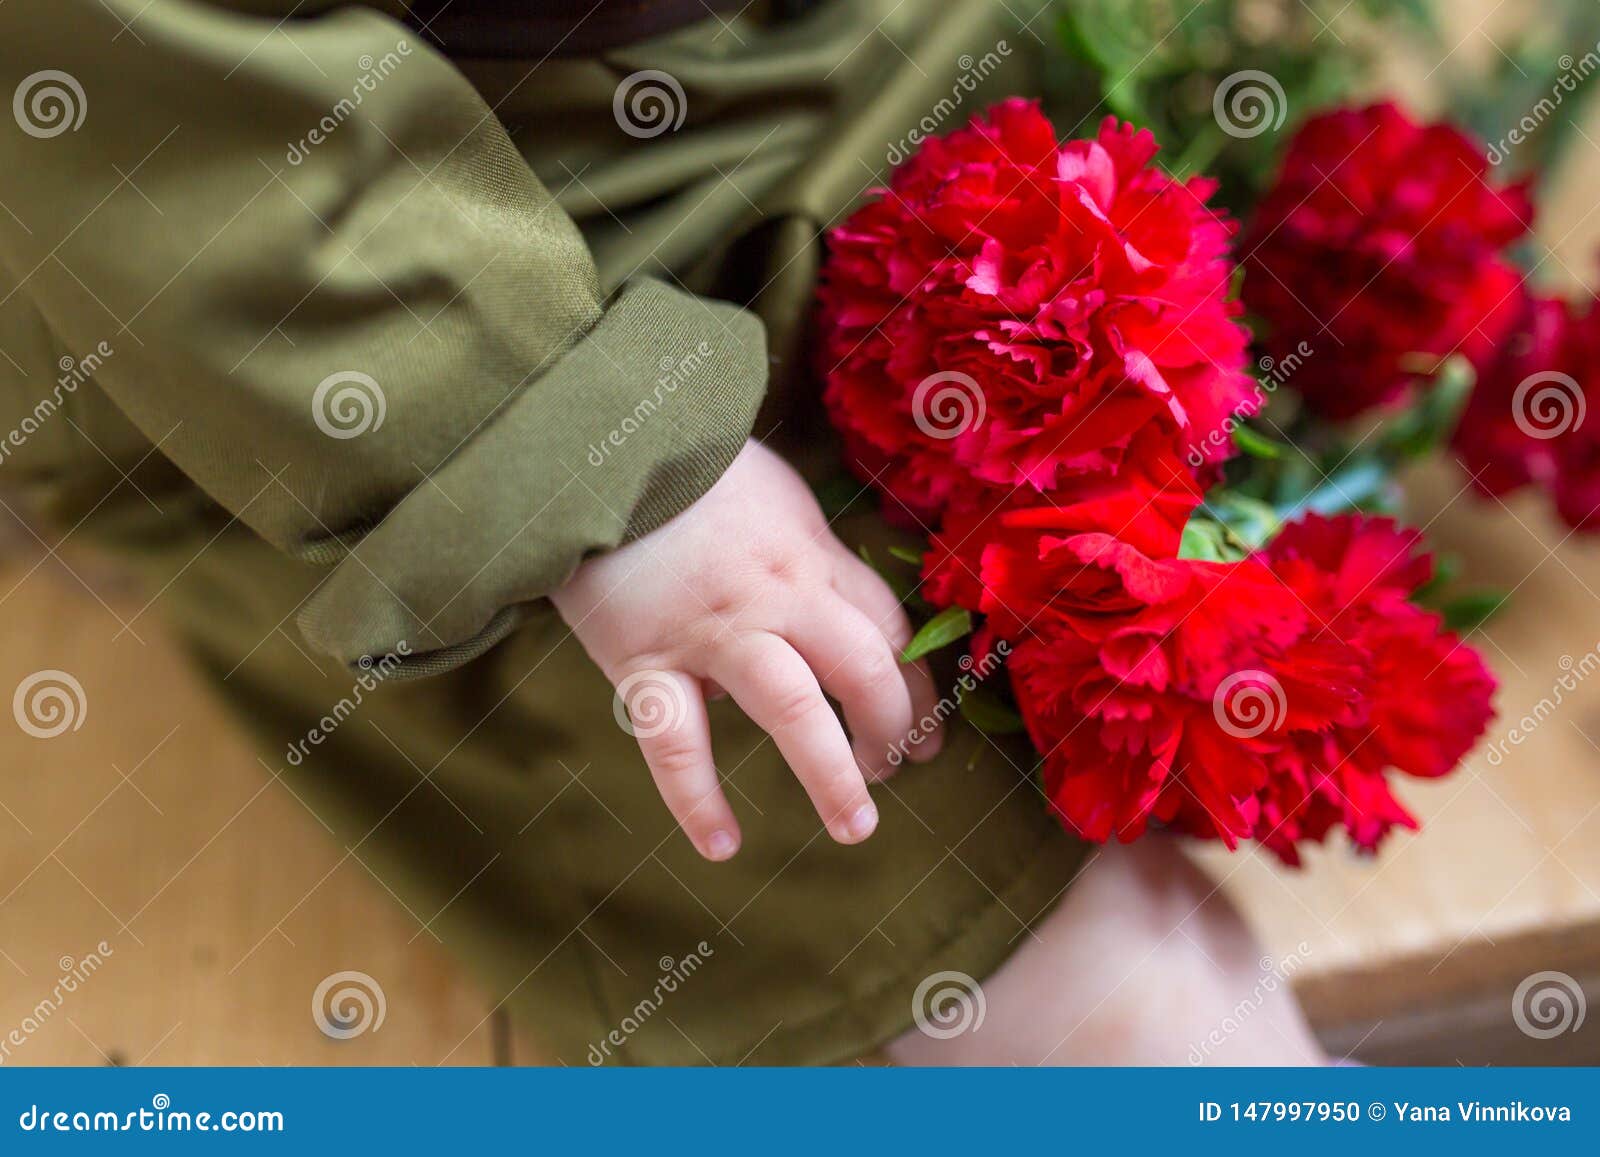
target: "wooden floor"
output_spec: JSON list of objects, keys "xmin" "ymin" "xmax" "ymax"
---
[
  {"xmin": 0, "ymin": 537, "xmax": 513, "ymax": 1065},
  {"xmin": 3, "ymin": 0, "xmax": 1600, "ymax": 1068}
]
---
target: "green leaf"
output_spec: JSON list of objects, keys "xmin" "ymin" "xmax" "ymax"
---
[
  {"xmin": 1054, "ymin": 8, "xmax": 1117, "ymax": 75},
  {"xmin": 1230, "ymin": 423, "xmax": 1287, "ymax": 460},
  {"xmin": 1413, "ymin": 552, "xmax": 1461, "ymax": 606},
  {"xmin": 1269, "ymin": 453, "xmax": 1322, "ymax": 509},
  {"xmin": 1054, "ymin": 7, "xmax": 1153, "ymax": 125},
  {"xmin": 1229, "ymin": 262, "xmax": 1247, "ymax": 300},
  {"xmin": 1179, "ymin": 517, "xmax": 1230, "ymax": 561},
  {"xmin": 1207, "ymin": 492, "xmax": 1282, "ymax": 552},
  {"xmin": 1278, "ymin": 459, "xmax": 1394, "ymax": 522},
  {"xmin": 901, "ymin": 606, "xmax": 973, "ymax": 663},
  {"xmin": 958, "ymin": 686, "xmax": 1026, "ymax": 735},
  {"xmin": 887, "ymin": 544, "xmax": 924, "ymax": 566},
  {"xmin": 1442, "ymin": 590, "xmax": 1509, "ymax": 634},
  {"xmin": 1169, "ymin": 118, "xmax": 1228, "ymax": 179},
  {"xmin": 1379, "ymin": 354, "xmax": 1476, "ymax": 461}
]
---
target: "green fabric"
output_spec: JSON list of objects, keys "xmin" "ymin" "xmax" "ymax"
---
[
  {"xmin": 0, "ymin": 0, "xmax": 1087, "ymax": 1065},
  {"xmin": 0, "ymin": 0, "xmax": 766, "ymax": 674}
]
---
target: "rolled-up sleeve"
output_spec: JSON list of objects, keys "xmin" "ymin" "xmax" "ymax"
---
[{"xmin": 0, "ymin": 0, "xmax": 766, "ymax": 673}]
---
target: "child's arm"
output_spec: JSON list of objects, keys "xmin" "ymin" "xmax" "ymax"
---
[
  {"xmin": 0, "ymin": 4, "xmax": 763, "ymax": 681},
  {"xmin": 552, "ymin": 440, "xmax": 945, "ymax": 861}
]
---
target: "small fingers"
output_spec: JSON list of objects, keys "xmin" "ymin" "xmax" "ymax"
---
[
  {"xmin": 830, "ymin": 549, "xmax": 945, "ymax": 762},
  {"xmin": 708, "ymin": 634, "xmax": 878, "ymax": 845},
  {"xmin": 789, "ymin": 595, "xmax": 916, "ymax": 779},
  {"xmin": 616, "ymin": 668, "xmax": 740, "ymax": 861}
]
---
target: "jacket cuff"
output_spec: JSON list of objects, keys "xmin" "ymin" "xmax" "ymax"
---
[{"xmin": 296, "ymin": 276, "xmax": 767, "ymax": 675}]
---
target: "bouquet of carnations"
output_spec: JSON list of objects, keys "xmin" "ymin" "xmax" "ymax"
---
[{"xmin": 811, "ymin": 81, "xmax": 1595, "ymax": 865}]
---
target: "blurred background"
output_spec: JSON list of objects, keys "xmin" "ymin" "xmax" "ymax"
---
[{"xmin": 3, "ymin": 0, "xmax": 1600, "ymax": 1065}]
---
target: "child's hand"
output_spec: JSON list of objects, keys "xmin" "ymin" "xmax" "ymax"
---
[{"xmin": 551, "ymin": 440, "xmax": 944, "ymax": 861}]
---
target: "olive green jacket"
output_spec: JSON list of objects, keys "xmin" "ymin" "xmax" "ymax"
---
[{"xmin": 0, "ymin": 0, "xmax": 1033, "ymax": 675}]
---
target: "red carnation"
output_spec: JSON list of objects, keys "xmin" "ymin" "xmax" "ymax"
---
[
  {"xmin": 814, "ymin": 96, "xmax": 1497, "ymax": 864},
  {"xmin": 817, "ymin": 99, "xmax": 1255, "ymax": 527},
  {"xmin": 1242, "ymin": 102, "xmax": 1532, "ymax": 419},
  {"xmin": 919, "ymin": 426, "xmax": 1203, "ymax": 626},
  {"xmin": 1008, "ymin": 554, "xmax": 1315, "ymax": 848},
  {"xmin": 986, "ymin": 514, "xmax": 1494, "ymax": 862},
  {"xmin": 1255, "ymin": 515, "xmax": 1498, "ymax": 861},
  {"xmin": 1453, "ymin": 289, "xmax": 1600, "ymax": 530}
]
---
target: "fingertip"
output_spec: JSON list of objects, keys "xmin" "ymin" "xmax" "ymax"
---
[
  {"xmin": 830, "ymin": 800, "xmax": 879, "ymax": 845},
  {"xmin": 702, "ymin": 828, "xmax": 740, "ymax": 862}
]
